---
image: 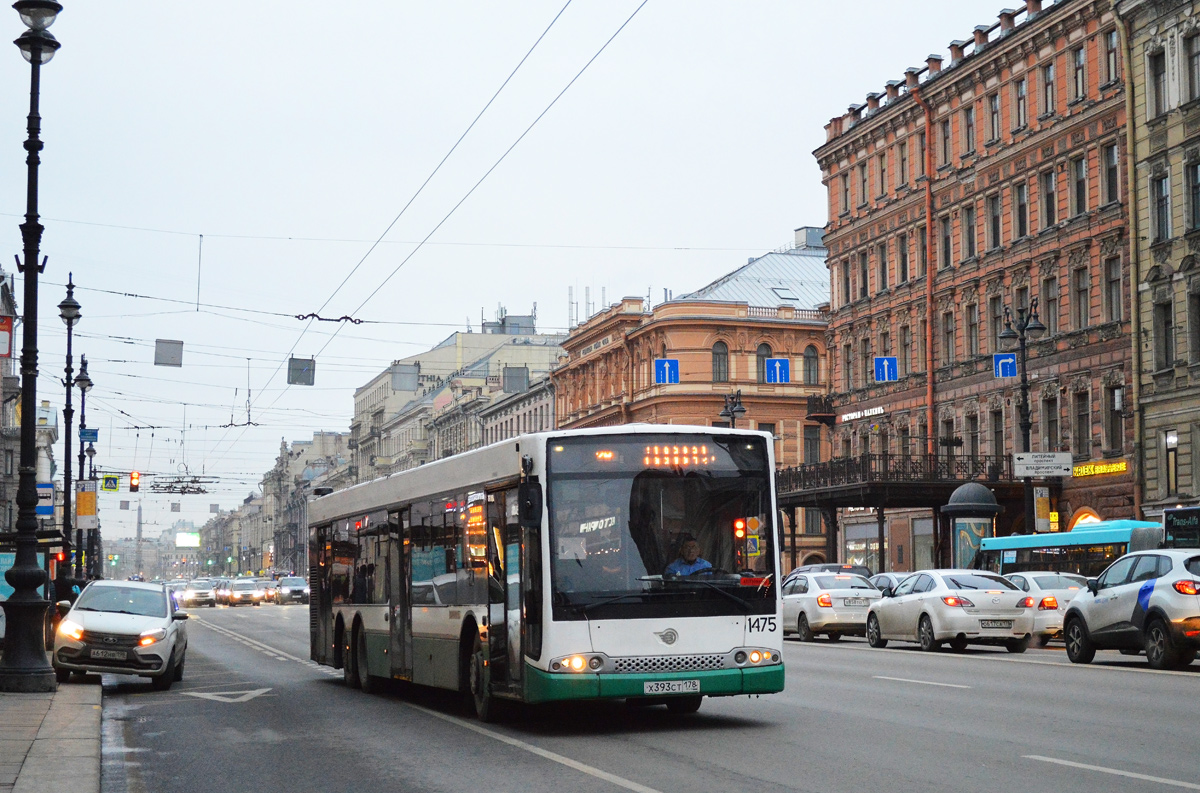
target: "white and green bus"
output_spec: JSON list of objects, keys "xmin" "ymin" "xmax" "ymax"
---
[{"xmin": 308, "ymin": 425, "xmax": 784, "ymax": 719}]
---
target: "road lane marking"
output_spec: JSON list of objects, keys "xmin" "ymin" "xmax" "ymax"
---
[
  {"xmin": 1024, "ymin": 755, "xmax": 1200, "ymax": 790},
  {"xmin": 182, "ymin": 688, "xmax": 272, "ymax": 703},
  {"xmin": 406, "ymin": 702, "xmax": 663, "ymax": 793},
  {"xmin": 873, "ymin": 676, "xmax": 971, "ymax": 689}
]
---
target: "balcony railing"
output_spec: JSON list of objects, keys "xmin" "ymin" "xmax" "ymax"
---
[{"xmin": 777, "ymin": 453, "xmax": 1012, "ymax": 494}]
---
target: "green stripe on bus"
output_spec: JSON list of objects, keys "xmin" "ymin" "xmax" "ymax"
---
[{"xmin": 523, "ymin": 665, "xmax": 784, "ymax": 704}]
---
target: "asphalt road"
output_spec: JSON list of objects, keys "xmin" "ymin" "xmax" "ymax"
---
[{"xmin": 95, "ymin": 605, "xmax": 1200, "ymax": 793}]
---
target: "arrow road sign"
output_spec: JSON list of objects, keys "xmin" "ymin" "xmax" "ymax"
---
[
  {"xmin": 1013, "ymin": 452, "xmax": 1074, "ymax": 477},
  {"xmin": 182, "ymin": 688, "xmax": 271, "ymax": 703},
  {"xmin": 874, "ymin": 356, "xmax": 899, "ymax": 383},
  {"xmin": 993, "ymin": 353, "xmax": 1018, "ymax": 378},
  {"xmin": 764, "ymin": 358, "xmax": 790, "ymax": 383},
  {"xmin": 654, "ymin": 358, "xmax": 679, "ymax": 384}
]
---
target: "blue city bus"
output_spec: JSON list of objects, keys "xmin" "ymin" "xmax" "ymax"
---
[{"xmin": 974, "ymin": 520, "xmax": 1162, "ymax": 577}]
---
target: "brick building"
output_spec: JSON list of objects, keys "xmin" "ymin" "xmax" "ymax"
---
[{"xmin": 809, "ymin": 0, "xmax": 1135, "ymax": 570}]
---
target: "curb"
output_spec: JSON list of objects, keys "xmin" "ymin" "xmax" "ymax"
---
[{"xmin": 12, "ymin": 681, "xmax": 102, "ymax": 793}]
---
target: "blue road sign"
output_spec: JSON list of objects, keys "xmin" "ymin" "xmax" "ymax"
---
[
  {"xmin": 874, "ymin": 356, "xmax": 899, "ymax": 383},
  {"xmin": 993, "ymin": 353, "xmax": 1018, "ymax": 378},
  {"xmin": 764, "ymin": 358, "xmax": 790, "ymax": 383},
  {"xmin": 78, "ymin": 428, "xmax": 98, "ymax": 443},
  {"xmin": 654, "ymin": 358, "xmax": 680, "ymax": 384},
  {"xmin": 36, "ymin": 483, "xmax": 53, "ymax": 516}
]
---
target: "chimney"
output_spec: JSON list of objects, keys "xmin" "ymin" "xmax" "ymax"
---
[
  {"xmin": 949, "ymin": 40, "xmax": 967, "ymax": 64},
  {"xmin": 905, "ymin": 67, "xmax": 921, "ymax": 90},
  {"xmin": 866, "ymin": 92, "xmax": 881, "ymax": 112},
  {"xmin": 847, "ymin": 103, "xmax": 864, "ymax": 126},
  {"xmin": 1025, "ymin": 0, "xmax": 1042, "ymax": 15},
  {"xmin": 999, "ymin": 9, "xmax": 1017, "ymax": 33},
  {"xmin": 885, "ymin": 80, "xmax": 903, "ymax": 101},
  {"xmin": 926, "ymin": 54, "xmax": 943, "ymax": 75},
  {"xmin": 974, "ymin": 25, "xmax": 990, "ymax": 49},
  {"xmin": 826, "ymin": 116, "xmax": 843, "ymax": 142}
]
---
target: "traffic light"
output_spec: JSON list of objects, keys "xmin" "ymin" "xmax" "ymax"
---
[
  {"xmin": 55, "ymin": 552, "xmax": 65, "ymax": 563},
  {"xmin": 733, "ymin": 518, "xmax": 747, "ymax": 539},
  {"xmin": 129, "ymin": 471, "xmax": 140, "ymax": 492}
]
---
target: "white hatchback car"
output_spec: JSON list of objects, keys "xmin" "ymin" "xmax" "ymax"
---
[
  {"xmin": 783, "ymin": 573, "xmax": 881, "ymax": 641},
  {"xmin": 866, "ymin": 569, "xmax": 1035, "ymax": 653},
  {"xmin": 1004, "ymin": 571, "xmax": 1087, "ymax": 645},
  {"xmin": 1063, "ymin": 549, "xmax": 1200, "ymax": 670},
  {"xmin": 53, "ymin": 580, "xmax": 189, "ymax": 690}
]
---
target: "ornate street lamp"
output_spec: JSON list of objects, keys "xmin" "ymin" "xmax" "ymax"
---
[
  {"xmin": 1000, "ymin": 298, "xmax": 1046, "ymax": 535},
  {"xmin": 74, "ymin": 356, "xmax": 90, "ymax": 577},
  {"xmin": 719, "ymin": 390, "xmax": 747, "ymax": 429},
  {"xmin": 0, "ymin": 0, "xmax": 63, "ymax": 693},
  {"xmin": 56, "ymin": 275, "xmax": 79, "ymax": 599}
]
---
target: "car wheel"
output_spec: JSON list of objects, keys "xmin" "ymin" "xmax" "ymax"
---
[
  {"xmin": 797, "ymin": 614, "xmax": 814, "ymax": 642},
  {"xmin": 666, "ymin": 695, "xmax": 703, "ymax": 714},
  {"xmin": 357, "ymin": 626, "xmax": 378, "ymax": 695},
  {"xmin": 866, "ymin": 614, "xmax": 887, "ymax": 648},
  {"xmin": 949, "ymin": 636, "xmax": 968, "ymax": 653},
  {"xmin": 174, "ymin": 653, "xmax": 185, "ymax": 682},
  {"xmin": 55, "ymin": 667, "xmax": 70, "ymax": 684},
  {"xmin": 1037, "ymin": 634, "xmax": 1053, "ymax": 648},
  {"xmin": 1064, "ymin": 618, "xmax": 1095, "ymax": 664},
  {"xmin": 152, "ymin": 654, "xmax": 175, "ymax": 691},
  {"xmin": 1006, "ymin": 637, "xmax": 1029, "ymax": 654},
  {"xmin": 1145, "ymin": 619, "xmax": 1180, "ymax": 670},
  {"xmin": 918, "ymin": 615, "xmax": 941, "ymax": 652},
  {"xmin": 827, "ymin": 632, "xmax": 841, "ymax": 642}
]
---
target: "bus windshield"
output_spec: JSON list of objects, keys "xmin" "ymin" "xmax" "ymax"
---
[{"xmin": 547, "ymin": 433, "xmax": 776, "ymax": 620}]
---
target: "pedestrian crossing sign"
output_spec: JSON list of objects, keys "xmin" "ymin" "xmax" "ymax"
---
[{"xmin": 102, "ymin": 475, "xmax": 119, "ymax": 492}]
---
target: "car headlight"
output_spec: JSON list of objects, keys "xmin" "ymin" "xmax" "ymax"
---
[
  {"xmin": 304, "ymin": 586, "xmax": 310, "ymax": 594},
  {"xmin": 281, "ymin": 587, "xmax": 291, "ymax": 594},
  {"xmin": 58, "ymin": 619, "xmax": 84, "ymax": 641},
  {"xmin": 254, "ymin": 590, "xmax": 264, "ymax": 597},
  {"xmin": 138, "ymin": 628, "xmax": 167, "ymax": 647}
]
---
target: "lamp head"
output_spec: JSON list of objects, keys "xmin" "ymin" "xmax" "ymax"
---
[
  {"xmin": 85, "ymin": 443, "xmax": 95, "ymax": 461},
  {"xmin": 58, "ymin": 284, "xmax": 80, "ymax": 327},
  {"xmin": 13, "ymin": 1, "xmax": 61, "ymax": 31},
  {"xmin": 998, "ymin": 324, "xmax": 1019, "ymax": 350},
  {"xmin": 1025, "ymin": 313, "xmax": 1046, "ymax": 340},
  {"xmin": 75, "ymin": 357, "xmax": 93, "ymax": 392},
  {"xmin": 14, "ymin": 26, "xmax": 58, "ymax": 63}
]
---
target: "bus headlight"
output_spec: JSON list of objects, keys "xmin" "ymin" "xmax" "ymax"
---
[{"xmin": 550, "ymin": 654, "xmax": 603, "ymax": 672}]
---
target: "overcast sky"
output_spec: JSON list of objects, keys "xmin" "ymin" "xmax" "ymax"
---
[{"xmin": 0, "ymin": 0, "xmax": 1006, "ymax": 539}]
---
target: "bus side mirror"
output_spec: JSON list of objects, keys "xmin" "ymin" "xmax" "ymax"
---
[{"xmin": 518, "ymin": 481, "xmax": 543, "ymax": 529}]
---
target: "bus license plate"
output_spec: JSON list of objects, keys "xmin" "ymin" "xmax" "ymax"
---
[
  {"xmin": 89, "ymin": 649, "xmax": 127, "ymax": 660},
  {"xmin": 843, "ymin": 598, "xmax": 869, "ymax": 607},
  {"xmin": 980, "ymin": 620, "xmax": 1012, "ymax": 629},
  {"xmin": 644, "ymin": 679, "xmax": 700, "ymax": 695}
]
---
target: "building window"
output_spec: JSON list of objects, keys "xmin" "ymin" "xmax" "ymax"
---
[
  {"xmin": 917, "ymin": 131, "xmax": 926, "ymax": 176},
  {"xmin": 712, "ymin": 341, "xmax": 729, "ymax": 383},
  {"xmin": 1041, "ymin": 170, "xmax": 1057, "ymax": 227},
  {"xmin": 899, "ymin": 326, "xmax": 911, "ymax": 375},
  {"xmin": 1154, "ymin": 300, "xmax": 1175, "ymax": 371},
  {"xmin": 843, "ymin": 343, "xmax": 854, "ymax": 390},
  {"xmin": 941, "ymin": 311, "xmax": 955, "ymax": 366},
  {"xmin": 804, "ymin": 509, "xmax": 822, "ymax": 535},
  {"xmin": 918, "ymin": 225, "xmax": 928, "ymax": 275},
  {"xmin": 1014, "ymin": 182, "xmax": 1029, "ymax": 238},
  {"xmin": 991, "ymin": 409, "xmax": 1004, "ymax": 456},
  {"xmin": 1189, "ymin": 36, "xmax": 1200, "ymax": 102},
  {"xmin": 966, "ymin": 303, "xmax": 979, "ymax": 357},
  {"xmin": 962, "ymin": 106, "xmax": 975, "ymax": 155},
  {"xmin": 988, "ymin": 93, "xmax": 1001, "ymax": 141},
  {"xmin": 989, "ymin": 295, "xmax": 1004, "ymax": 352},
  {"xmin": 1043, "ymin": 396, "xmax": 1060, "ymax": 452},
  {"xmin": 1105, "ymin": 30, "xmax": 1119, "ymax": 84},
  {"xmin": 940, "ymin": 215, "xmax": 952, "ymax": 270},
  {"xmin": 1191, "ymin": 293, "xmax": 1200, "ymax": 363},
  {"xmin": 962, "ymin": 205, "xmax": 976, "ymax": 260},
  {"xmin": 1104, "ymin": 257, "xmax": 1122, "ymax": 323},
  {"xmin": 1073, "ymin": 391, "xmax": 1090, "ymax": 458},
  {"xmin": 1015, "ymin": 285, "xmax": 1029, "ymax": 315},
  {"xmin": 1105, "ymin": 386, "xmax": 1124, "ymax": 453},
  {"xmin": 839, "ymin": 173, "xmax": 850, "ymax": 214},
  {"xmin": 987, "ymin": 193, "xmax": 1002, "ymax": 250},
  {"xmin": 1071, "ymin": 156, "xmax": 1087, "ymax": 216},
  {"xmin": 918, "ymin": 319, "xmax": 927, "ymax": 372},
  {"xmin": 859, "ymin": 252, "xmax": 869, "ymax": 299},
  {"xmin": 1189, "ymin": 162, "xmax": 1200, "ymax": 230},
  {"xmin": 803, "ymin": 345, "xmax": 819, "ymax": 384},
  {"xmin": 1151, "ymin": 51, "xmax": 1167, "ymax": 116},
  {"xmin": 1166, "ymin": 429, "xmax": 1180, "ymax": 496},
  {"xmin": 1042, "ymin": 63, "xmax": 1056, "ymax": 116},
  {"xmin": 877, "ymin": 242, "xmax": 888, "ymax": 291},
  {"xmin": 756, "ymin": 343, "xmax": 772, "ymax": 383},
  {"xmin": 1014, "ymin": 78, "xmax": 1028, "ymax": 128},
  {"xmin": 1103, "ymin": 144, "xmax": 1119, "ymax": 205},
  {"xmin": 899, "ymin": 426, "xmax": 911, "ymax": 456},
  {"xmin": 898, "ymin": 232, "xmax": 909, "ymax": 283},
  {"xmin": 859, "ymin": 338, "xmax": 871, "ymax": 387},
  {"xmin": 841, "ymin": 261, "xmax": 851, "ymax": 307},
  {"xmin": 841, "ymin": 435, "xmax": 852, "ymax": 459},
  {"xmin": 941, "ymin": 119, "xmax": 952, "ymax": 165},
  {"xmin": 898, "ymin": 141, "xmax": 908, "ymax": 186},
  {"xmin": 858, "ymin": 163, "xmax": 868, "ymax": 204},
  {"xmin": 804, "ymin": 425, "xmax": 821, "ymax": 463},
  {"xmin": 1152, "ymin": 175, "xmax": 1170, "ymax": 242},
  {"xmin": 1072, "ymin": 266, "xmax": 1090, "ymax": 330},
  {"xmin": 1042, "ymin": 276, "xmax": 1059, "ymax": 336},
  {"xmin": 966, "ymin": 414, "xmax": 979, "ymax": 460},
  {"xmin": 877, "ymin": 152, "xmax": 888, "ymax": 196},
  {"xmin": 941, "ymin": 419, "xmax": 957, "ymax": 466},
  {"xmin": 1072, "ymin": 47, "xmax": 1087, "ymax": 100}
]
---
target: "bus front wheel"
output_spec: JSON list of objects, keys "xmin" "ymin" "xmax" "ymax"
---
[
  {"xmin": 666, "ymin": 695, "xmax": 702, "ymax": 714},
  {"xmin": 468, "ymin": 633, "xmax": 499, "ymax": 722}
]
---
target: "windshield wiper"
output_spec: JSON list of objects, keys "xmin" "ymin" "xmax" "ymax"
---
[
  {"xmin": 649, "ymin": 576, "xmax": 753, "ymax": 611},
  {"xmin": 73, "ymin": 606, "xmax": 100, "ymax": 612}
]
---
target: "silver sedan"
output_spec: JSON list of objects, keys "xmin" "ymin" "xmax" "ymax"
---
[
  {"xmin": 783, "ymin": 573, "xmax": 881, "ymax": 641},
  {"xmin": 1004, "ymin": 571, "xmax": 1087, "ymax": 646},
  {"xmin": 866, "ymin": 569, "xmax": 1035, "ymax": 653}
]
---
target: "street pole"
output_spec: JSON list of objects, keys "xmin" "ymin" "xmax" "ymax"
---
[
  {"xmin": 1000, "ymin": 299, "xmax": 1045, "ymax": 535},
  {"xmin": 56, "ymin": 275, "xmax": 79, "ymax": 599},
  {"xmin": 74, "ymin": 356, "xmax": 90, "ymax": 576},
  {"xmin": 0, "ymin": 0, "xmax": 63, "ymax": 693}
]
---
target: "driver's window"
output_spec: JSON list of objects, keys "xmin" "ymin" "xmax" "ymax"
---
[
  {"xmin": 1010, "ymin": 576, "xmax": 1028, "ymax": 592},
  {"xmin": 912, "ymin": 574, "xmax": 935, "ymax": 593},
  {"xmin": 794, "ymin": 576, "xmax": 808, "ymax": 594},
  {"xmin": 782, "ymin": 580, "xmax": 798, "ymax": 596},
  {"xmin": 893, "ymin": 575, "xmax": 918, "ymax": 596},
  {"xmin": 1098, "ymin": 556, "xmax": 1137, "ymax": 589}
]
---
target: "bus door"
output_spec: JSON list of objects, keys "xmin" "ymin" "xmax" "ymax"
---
[
  {"xmin": 486, "ymin": 487, "xmax": 522, "ymax": 691},
  {"xmin": 311, "ymin": 523, "xmax": 331, "ymax": 664},
  {"xmin": 386, "ymin": 509, "xmax": 412, "ymax": 679}
]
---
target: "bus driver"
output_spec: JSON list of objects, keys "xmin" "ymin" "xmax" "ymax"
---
[{"xmin": 665, "ymin": 537, "xmax": 713, "ymax": 576}]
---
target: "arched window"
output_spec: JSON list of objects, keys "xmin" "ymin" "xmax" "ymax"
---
[
  {"xmin": 712, "ymin": 341, "xmax": 729, "ymax": 383},
  {"xmin": 804, "ymin": 345, "xmax": 819, "ymax": 385},
  {"xmin": 756, "ymin": 343, "xmax": 773, "ymax": 383},
  {"xmin": 661, "ymin": 343, "xmax": 668, "ymax": 360}
]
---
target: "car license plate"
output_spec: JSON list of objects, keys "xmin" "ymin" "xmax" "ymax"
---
[
  {"xmin": 843, "ymin": 598, "xmax": 869, "ymax": 607},
  {"xmin": 643, "ymin": 679, "xmax": 700, "ymax": 695},
  {"xmin": 89, "ymin": 649, "xmax": 127, "ymax": 660},
  {"xmin": 980, "ymin": 620, "xmax": 1012, "ymax": 629}
]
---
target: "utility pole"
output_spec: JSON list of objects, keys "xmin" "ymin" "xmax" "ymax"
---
[{"xmin": 135, "ymin": 501, "xmax": 142, "ymax": 575}]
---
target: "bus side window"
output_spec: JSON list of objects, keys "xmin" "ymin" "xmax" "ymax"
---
[{"xmin": 524, "ymin": 525, "xmax": 542, "ymax": 660}]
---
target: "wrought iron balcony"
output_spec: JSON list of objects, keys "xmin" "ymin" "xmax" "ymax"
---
[
  {"xmin": 776, "ymin": 452, "xmax": 1012, "ymax": 494},
  {"xmin": 805, "ymin": 395, "xmax": 836, "ymax": 427}
]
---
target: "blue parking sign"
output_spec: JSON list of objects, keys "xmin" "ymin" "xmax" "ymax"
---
[
  {"xmin": 764, "ymin": 358, "xmax": 790, "ymax": 383},
  {"xmin": 993, "ymin": 353, "xmax": 1018, "ymax": 378},
  {"xmin": 654, "ymin": 359, "xmax": 679, "ymax": 384},
  {"xmin": 874, "ymin": 357, "xmax": 898, "ymax": 383}
]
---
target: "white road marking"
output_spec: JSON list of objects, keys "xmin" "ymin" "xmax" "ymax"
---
[
  {"xmin": 406, "ymin": 702, "xmax": 663, "ymax": 793},
  {"xmin": 873, "ymin": 676, "xmax": 971, "ymax": 689},
  {"xmin": 1024, "ymin": 755, "xmax": 1200, "ymax": 790},
  {"xmin": 182, "ymin": 688, "xmax": 272, "ymax": 703}
]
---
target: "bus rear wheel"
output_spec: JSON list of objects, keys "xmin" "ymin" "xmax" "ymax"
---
[
  {"xmin": 666, "ymin": 695, "xmax": 702, "ymax": 714},
  {"xmin": 341, "ymin": 625, "xmax": 360, "ymax": 689}
]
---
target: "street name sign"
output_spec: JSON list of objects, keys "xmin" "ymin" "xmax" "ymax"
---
[
  {"xmin": 1013, "ymin": 452, "xmax": 1073, "ymax": 477},
  {"xmin": 78, "ymin": 428, "xmax": 98, "ymax": 443}
]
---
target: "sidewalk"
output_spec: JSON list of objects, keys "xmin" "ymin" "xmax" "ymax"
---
[{"xmin": 0, "ymin": 679, "xmax": 101, "ymax": 793}]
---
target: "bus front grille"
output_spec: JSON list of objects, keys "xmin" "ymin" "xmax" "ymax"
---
[{"xmin": 612, "ymin": 654, "xmax": 724, "ymax": 674}]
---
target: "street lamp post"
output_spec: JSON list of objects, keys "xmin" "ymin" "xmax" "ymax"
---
[
  {"xmin": 74, "ymin": 356, "xmax": 90, "ymax": 577},
  {"xmin": 999, "ymin": 298, "xmax": 1046, "ymax": 535},
  {"xmin": 56, "ymin": 275, "xmax": 80, "ymax": 600},
  {"xmin": 84, "ymin": 442, "xmax": 96, "ymax": 577},
  {"xmin": 719, "ymin": 390, "xmax": 746, "ymax": 429},
  {"xmin": 0, "ymin": 0, "xmax": 63, "ymax": 693}
]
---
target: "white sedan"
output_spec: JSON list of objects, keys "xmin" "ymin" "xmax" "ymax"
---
[
  {"xmin": 1004, "ymin": 571, "xmax": 1087, "ymax": 646},
  {"xmin": 783, "ymin": 573, "xmax": 881, "ymax": 641},
  {"xmin": 53, "ymin": 580, "xmax": 189, "ymax": 690},
  {"xmin": 866, "ymin": 569, "xmax": 1034, "ymax": 653}
]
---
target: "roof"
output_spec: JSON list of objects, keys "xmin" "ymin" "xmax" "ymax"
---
[{"xmin": 675, "ymin": 247, "xmax": 829, "ymax": 311}]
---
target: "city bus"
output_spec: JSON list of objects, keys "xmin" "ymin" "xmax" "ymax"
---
[
  {"xmin": 307, "ymin": 425, "xmax": 784, "ymax": 720},
  {"xmin": 974, "ymin": 519, "xmax": 1162, "ymax": 577}
]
